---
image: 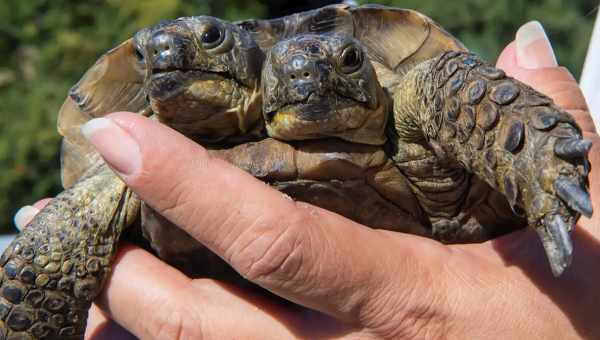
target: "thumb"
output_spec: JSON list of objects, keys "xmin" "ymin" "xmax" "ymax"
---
[
  {"xmin": 496, "ymin": 21, "xmax": 557, "ymax": 72},
  {"xmin": 496, "ymin": 21, "xmax": 594, "ymax": 132}
]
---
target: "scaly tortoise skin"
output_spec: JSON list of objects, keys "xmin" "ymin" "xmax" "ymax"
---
[
  {"xmin": 0, "ymin": 12, "xmax": 429, "ymax": 338},
  {"xmin": 244, "ymin": 4, "xmax": 592, "ymax": 274},
  {"xmin": 0, "ymin": 5, "xmax": 593, "ymax": 339},
  {"xmin": 389, "ymin": 50, "xmax": 592, "ymax": 271},
  {"xmin": 259, "ymin": 32, "xmax": 592, "ymax": 277},
  {"xmin": 146, "ymin": 3, "xmax": 487, "ymax": 277},
  {"xmin": 0, "ymin": 16, "xmax": 266, "ymax": 339}
]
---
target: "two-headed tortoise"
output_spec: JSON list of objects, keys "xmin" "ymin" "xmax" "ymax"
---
[{"xmin": 0, "ymin": 4, "xmax": 592, "ymax": 339}]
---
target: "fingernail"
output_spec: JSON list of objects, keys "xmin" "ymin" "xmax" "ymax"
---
[
  {"xmin": 516, "ymin": 21, "xmax": 558, "ymax": 69},
  {"xmin": 81, "ymin": 117, "xmax": 141, "ymax": 176},
  {"xmin": 14, "ymin": 205, "xmax": 39, "ymax": 231}
]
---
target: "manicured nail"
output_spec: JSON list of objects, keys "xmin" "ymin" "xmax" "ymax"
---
[
  {"xmin": 14, "ymin": 205, "xmax": 39, "ymax": 231},
  {"xmin": 516, "ymin": 21, "xmax": 558, "ymax": 69},
  {"xmin": 81, "ymin": 117, "xmax": 141, "ymax": 176}
]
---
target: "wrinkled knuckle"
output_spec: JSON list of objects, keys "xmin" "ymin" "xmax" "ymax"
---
[
  {"xmin": 157, "ymin": 178, "xmax": 199, "ymax": 224},
  {"xmin": 364, "ymin": 305, "xmax": 444, "ymax": 339},
  {"xmin": 157, "ymin": 151, "xmax": 216, "ymax": 223},
  {"xmin": 147, "ymin": 302, "xmax": 207, "ymax": 340},
  {"xmin": 236, "ymin": 210, "xmax": 308, "ymax": 285},
  {"xmin": 143, "ymin": 304, "xmax": 185, "ymax": 340},
  {"xmin": 362, "ymin": 264, "xmax": 451, "ymax": 339},
  {"xmin": 391, "ymin": 300, "xmax": 450, "ymax": 340},
  {"xmin": 128, "ymin": 164, "xmax": 154, "ymax": 188}
]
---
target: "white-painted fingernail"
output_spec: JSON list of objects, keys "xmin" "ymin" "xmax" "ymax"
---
[
  {"xmin": 14, "ymin": 205, "xmax": 40, "ymax": 231},
  {"xmin": 516, "ymin": 21, "xmax": 558, "ymax": 69},
  {"xmin": 81, "ymin": 117, "xmax": 142, "ymax": 176}
]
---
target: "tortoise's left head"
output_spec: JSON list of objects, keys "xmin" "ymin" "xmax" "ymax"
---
[
  {"xmin": 262, "ymin": 34, "xmax": 388, "ymax": 145},
  {"xmin": 134, "ymin": 16, "xmax": 264, "ymax": 142}
]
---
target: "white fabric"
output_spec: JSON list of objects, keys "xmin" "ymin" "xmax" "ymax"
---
[{"xmin": 581, "ymin": 9, "xmax": 600, "ymax": 129}]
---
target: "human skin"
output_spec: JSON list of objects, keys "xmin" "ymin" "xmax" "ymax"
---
[{"xmin": 18, "ymin": 22, "xmax": 600, "ymax": 339}]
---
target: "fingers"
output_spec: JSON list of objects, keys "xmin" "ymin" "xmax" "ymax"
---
[
  {"xmin": 496, "ymin": 22, "xmax": 596, "ymax": 133},
  {"xmin": 81, "ymin": 112, "xmax": 448, "ymax": 325},
  {"xmin": 13, "ymin": 198, "xmax": 52, "ymax": 230},
  {"xmin": 13, "ymin": 206, "xmax": 39, "ymax": 231},
  {"xmin": 96, "ymin": 244, "xmax": 202, "ymax": 339},
  {"xmin": 85, "ymin": 304, "xmax": 136, "ymax": 340},
  {"xmin": 96, "ymin": 244, "xmax": 352, "ymax": 339},
  {"xmin": 514, "ymin": 21, "xmax": 557, "ymax": 69},
  {"xmin": 32, "ymin": 198, "xmax": 52, "ymax": 210}
]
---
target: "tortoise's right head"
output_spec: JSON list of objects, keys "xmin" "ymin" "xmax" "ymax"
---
[
  {"xmin": 262, "ymin": 34, "xmax": 389, "ymax": 145},
  {"xmin": 134, "ymin": 16, "xmax": 264, "ymax": 142}
]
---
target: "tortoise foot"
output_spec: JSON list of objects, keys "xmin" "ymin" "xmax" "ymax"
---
[
  {"xmin": 393, "ymin": 51, "xmax": 593, "ymax": 275},
  {"xmin": 0, "ymin": 234, "xmax": 91, "ymax": 339}
]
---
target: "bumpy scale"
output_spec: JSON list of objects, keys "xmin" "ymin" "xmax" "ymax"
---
[
  {"xmin": 0, "ymin": 15, "xmax": 266, "ymax": 339},
  {"xmin": 0, "ymin": 5, "xmax": 594, "ymax": 339},
  {"xmin": 391, "ymin": 51, "xmax": 592, "ymax": 276},
  {"xmin": 0, "ymin": 165, "xmax": 139, "ymax": 339}
]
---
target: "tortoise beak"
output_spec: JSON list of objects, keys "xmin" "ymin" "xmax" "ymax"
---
[
  {"xmin": 140, "ymin": 21, "xmax": 197, "ymax": 75},
  {"xmin": 133, "ymin": 21, "xmax": 200, "ymax": 101},
  {"xmin": 148, "ymin": 33, "xmax": 195, "ymax": 74}
]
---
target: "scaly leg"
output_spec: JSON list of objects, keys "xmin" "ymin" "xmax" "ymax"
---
[
  {"xmin": 391, "ymin": 51, "xmax": 592, "ymax": 276},
  {"xmin": 0, "ymin": 164, "xmax": 139, "ymax": 339}
]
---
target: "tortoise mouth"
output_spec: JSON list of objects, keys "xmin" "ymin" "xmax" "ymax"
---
[
  {"xmin": 147, "ymin": 68, "xmax": 249, "ymax": 131},
  {"xmin": 149, "ymin": 69, "xmax": 216, "ymax": 81},
  {"xmin": 265, "ymin": 93, "xmax": 358, "ymax": 123},
  {"xmin": 147, "ymin": 69, "xmax": 230, "ymax": 101},
  {"xmin": 151, "ymin": 68, "xmax": 190, "ymax": 75}
]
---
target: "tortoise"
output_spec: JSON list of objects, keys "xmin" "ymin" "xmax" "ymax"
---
[
  {"xmin": 259, "ymin": 29, "xmax": 592, "ymax": 271},
  {"xmin": 241, "ymin": 3, "xmax": 592, "ymax": 273},
  {"xmin": 0, "ymin": 4, "xmax": 592, "ymax": 339}
]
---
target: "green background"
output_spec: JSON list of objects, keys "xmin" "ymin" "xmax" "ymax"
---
[{"xmin": 0, "ymin": 0, "xmax": 597, "ymax": 232}]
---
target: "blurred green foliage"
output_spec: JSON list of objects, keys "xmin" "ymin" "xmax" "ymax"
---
[
  {"xmin": 0, "ymin": 0, "xmax": 267, "ymax": 233},
  {"xmin": 366, "ymin": 0, "xmax": 598, "ymax": 75},
  {"xmin": 0, "ymin": 0, "xmax": 596, "ymax": 232}
]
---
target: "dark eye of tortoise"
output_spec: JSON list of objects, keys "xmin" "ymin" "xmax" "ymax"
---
[
  {"xmin": 201, "ymin": 26, "xmax": 223, "ymax": 48},
  {"xmin": 339, "ymin": 45, "xmax": 362, "ymax": 74}
]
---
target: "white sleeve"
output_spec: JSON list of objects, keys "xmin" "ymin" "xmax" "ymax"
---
[{"xmin": 580, "ymin": 10, "xmax": 600, "ymax": 129}]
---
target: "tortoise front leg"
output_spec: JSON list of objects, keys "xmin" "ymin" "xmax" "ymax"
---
[
  {"xmin": 0, "ymin": 165, "xmax": 139, "ymax": 339},
  {"xmin": 391, "ymin": 51, "xmax": 592, "ymax": 276}
]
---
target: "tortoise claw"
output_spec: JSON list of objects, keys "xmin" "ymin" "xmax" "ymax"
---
[
  {"xmin": 538, "ymin": 214, "xmax": 573, "ymax": 277},
  {"xmin": 554, "ymin": 138, "xmax": 592, "ymax": 159},
  {"xmin": 555, "ymin": 176, "xmax": 593, "ymax": 217}
]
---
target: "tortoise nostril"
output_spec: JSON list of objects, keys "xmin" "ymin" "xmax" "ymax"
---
[
  {"xmin": 149, "ymin": 32, "xmax": 176, "ymax": 58},
  {"xmin": 290, "ymin": 74, "xmax": 296, "ymax": 80},
  {"xmin": 303, "ymin": 71, "xmax": 310, "ymax": 78}
]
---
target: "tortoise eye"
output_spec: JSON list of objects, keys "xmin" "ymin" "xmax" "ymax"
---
[
  {"xmin": 339, "ymin": 45, "xmax": 363, "ymax": 74},
  {"xmin": 134, "ymin": 47, "xmax": 145, "ymax": 63},
  {"xmin": 201, "ymin": 25, "xmax": 224, "ymax": 49}
]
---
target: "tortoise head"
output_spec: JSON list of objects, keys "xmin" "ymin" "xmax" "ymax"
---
[
  {"xmin": 262, "ymin": 34, "xmax": 388, "ymax": 145},
  {"xmin": 133, "ymin": 16, "xmax": 264, "ymax": 142}
]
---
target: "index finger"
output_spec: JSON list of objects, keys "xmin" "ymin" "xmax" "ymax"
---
[{"xmin": 81, "ymin": 112, "xmax": 449, "ymax": 325}]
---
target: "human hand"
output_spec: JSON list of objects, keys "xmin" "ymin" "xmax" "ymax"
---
[
  {"xmin": 16, "ymin": 21, "xmax": 600, "ymax": 339},
  {"xmin": 496, "ymin": 21, "xmax": 597, "ymax": 134}
]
